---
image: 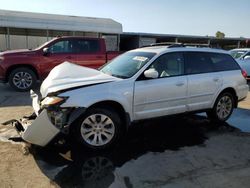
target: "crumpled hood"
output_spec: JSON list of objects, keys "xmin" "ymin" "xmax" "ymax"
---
[{"xmin": 40, "ymin": 62, "xmax": 120, "ymax": 97}]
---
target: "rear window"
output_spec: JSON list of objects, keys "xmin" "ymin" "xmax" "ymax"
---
[
  {"xmin": 185, "ymin": 52, "xmax": 240, "ymax": 74},
  {"xmin": 208, "ymin": 53, "xmax": 240, "ymax": 71}
]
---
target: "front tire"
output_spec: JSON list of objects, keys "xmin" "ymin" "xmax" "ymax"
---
[
  {"xmin": 8, "ymin": 67, "xmax": 37, "ymax": 91},
  {"xmin": 75, "ymin": 108, "xmax": 123, "ymax": 150},
  {"xmin": 207, "ymin": 92, "xmax": 235, "ymax": 122}
]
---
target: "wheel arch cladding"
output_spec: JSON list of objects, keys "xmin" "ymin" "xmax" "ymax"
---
[
  {"xmin": 6, "ymin": 65, "xmax": 39, "ymax": 81},
  {"xmin": 88, "ymin": 100, "xmax": 131, "ymax": 129}
]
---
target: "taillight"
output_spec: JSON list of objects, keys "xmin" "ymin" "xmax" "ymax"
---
[{"xmin": 241, "ymin": 69, "xmax": 248, "ymax": 79}]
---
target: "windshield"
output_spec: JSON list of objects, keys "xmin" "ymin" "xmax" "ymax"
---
[
  {"xmin": 230, "ymin": 50, "xmax": 247, "ymax": 59},
  {"xmin": 33, "ymin": 38, "xmax": 57, "ymax": 50},
  {"xmin": 100, "ymin": 51, "xmax": 156, "ymax": 78}
]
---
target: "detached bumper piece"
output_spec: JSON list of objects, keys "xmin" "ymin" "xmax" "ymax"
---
[
  {"xmin": 2, "ymin": 119, "xmax": 26, "ymax": 142},
  {"xmin": 2, "ymin": 110, "xmax": 60, "ymax": 147},
  {"xmin": 14, "ymin": 121, "xmax": 25, "ymax": 132},
  {"xmin": 2, "ymin": 119, "xmax": 26, "ymax": 132}
]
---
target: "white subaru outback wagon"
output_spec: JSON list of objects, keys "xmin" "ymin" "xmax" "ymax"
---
[{"xmin": 5, "ymin": 45, "xmax": 249, "ymax": 150}]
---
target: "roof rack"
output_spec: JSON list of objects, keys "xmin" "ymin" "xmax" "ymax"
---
[
  {"xmin": 180, "ymin": 43, "xmax": 210, "ymax": 48},
  {"xmin": 145, "ymin": 42, "xmax": 210, "ymax": 48}
]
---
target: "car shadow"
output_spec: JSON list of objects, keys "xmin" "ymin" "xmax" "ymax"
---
[{"xmin": 32, "ymin": 114, "xmax": 240, "ymax": 188}]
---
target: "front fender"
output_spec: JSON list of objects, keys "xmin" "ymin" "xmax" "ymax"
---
[{"xmin": 58, "ymin": 81, "xmax": 134, "ymax": 121}]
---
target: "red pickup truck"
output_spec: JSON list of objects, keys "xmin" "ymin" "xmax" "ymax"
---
[{"xmin": 0, "ymin": 36, "xmax": 121, "ymax": 91}]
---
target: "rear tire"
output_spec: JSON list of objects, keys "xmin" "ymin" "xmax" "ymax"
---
[
  {"xmin": 207, "ymin": 92, "xmax": 235, "ymax": 122},
  {"xmin": 75, "ymin": 108, "xmax": 123, "ymax": 150},
  {"xmin": 8, "ymin": 67, "xmax": 37, "ymax": 91}
]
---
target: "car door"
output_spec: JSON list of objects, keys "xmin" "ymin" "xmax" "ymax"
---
[
  {"xmin": 133, "ymin": 52, "xmax": 188, "ymax": 120},
  {"xmin": 40, "ymin": 39, "xmax": 78, "ymax": 78},
  {"xmin": 74, "ymin": 39, "xmax": 106, "ymax": 69},
  {"xmin": 185, "ymin": 52, "xmax": 223, "ymax": 111}
]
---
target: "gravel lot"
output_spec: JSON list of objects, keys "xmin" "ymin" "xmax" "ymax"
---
[{"xmin": 0, "ymin": 82, "xmax": 250, "ymax": 188}]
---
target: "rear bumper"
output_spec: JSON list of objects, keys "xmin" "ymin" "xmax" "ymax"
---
[{"xmin": 237, "ymin": 84, "xmax": 249, "ymax": 101}]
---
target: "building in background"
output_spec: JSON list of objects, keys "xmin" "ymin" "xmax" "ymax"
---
[
  {"xmin": 0, "ymin": 9, "xmax": 122, "ymax": 51},
  {"xmin": 0, "ymin": 9, "xmax": 249, "ymax": 52}
]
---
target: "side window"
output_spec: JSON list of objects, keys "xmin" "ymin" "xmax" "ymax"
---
[
  {"xmin": 72, "ymin": 39, "xmax": 100, "ymax": 53},
  {"xmin": 245, "ymin": 52, "xmax": 250, "ymax": 56},
  {"xmin": 49, "ymin": 40, "xmax": 72, "ymax": 53},
  {"xmin": 185, "ymin": 52, "xmax": 213, "ymax": 74},
  {"xmin": 149, "ymin": 52, "xmax": 184, "ymax": 78},
  {"xmin": 209, "ymin": 53, "xmax": 240, "ymax": 71}
]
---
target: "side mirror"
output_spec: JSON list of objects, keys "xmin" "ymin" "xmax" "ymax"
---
[
  {"xmin": 144, "ymin": 68, "xmax": 159, "ymax": 79},
  {"xmin": 244, "ymin": 55, "xmax": 250, "ymax": 60},
  {"xmin": 43, "ymin": 48, "xmax": 49, "ymax": 56}
]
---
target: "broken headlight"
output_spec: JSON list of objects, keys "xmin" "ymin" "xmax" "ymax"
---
[
  {"xmin": 47, "ymin": 109, "xmax": 70, "ymax": 130},
  {"xmin": 41, "ymin": 96, "xmax": 68, "ymax": 109},
  {"xmin": 41, "ymin": 96, "xmax": 70, "ymax": 131}
]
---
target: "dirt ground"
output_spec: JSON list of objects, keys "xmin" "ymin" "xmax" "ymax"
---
[
  {"xmin": 0, "ymin": 142, "xmax": 56, "ymax": 188},
  {"xmin": 0, "ymin": 83, "xmax": 250, "ymax": 188},
  {"xmin": 0, "ymin": 85, "xmax": 56, "ymax": 188}
]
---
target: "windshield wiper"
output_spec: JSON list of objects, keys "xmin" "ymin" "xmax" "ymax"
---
[{"xmin": 111, "ymin": 74, "xmax": 129, "ymax": 79}]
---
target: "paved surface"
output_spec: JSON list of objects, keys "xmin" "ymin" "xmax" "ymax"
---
[{"xmin": 0, "ymin": 82, "xmax": 250, "ymax": 188}]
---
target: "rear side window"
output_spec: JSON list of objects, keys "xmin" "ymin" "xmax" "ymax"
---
[
  {"xmin": 185, "ymin": 52, "xmax": 213, "ymax": 74},
  {"xmin": 72, "ymin": 39, "xmax": 100, "ymax": 53},
  {"xmin": 209, "ymin": 53, "xmax": 240, "ymax": 71},
  {"xmin": 230, "ymin": 50, "xmax": 247, "ymax": 59},
  {"xmin": 185, "ymin": 52, "xmax": 240, "ymax": 74}
]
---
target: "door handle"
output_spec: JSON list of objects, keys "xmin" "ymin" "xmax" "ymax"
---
[{"xmin": 176, "ymin": 82, "xmax": 184, "ymax": 86}]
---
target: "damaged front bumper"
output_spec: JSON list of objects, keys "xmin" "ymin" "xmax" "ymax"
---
[
  {"xmin": 3, "ymin": 90, "xmax": 61, "ymax": 146},
  {"xmin": 23, "ymin": 109, "xmax": 61, "ymax": 146},
  {"xmin": 3, "ymin": 109, "xmax": 60, "ymax": 146},
  {"xmin": 3, "ymin": 90, "xmax": 86, "ymax": 147},
  {"xmin": 23, "ymin": 90, "xmax": 61, "ymax": 146}
]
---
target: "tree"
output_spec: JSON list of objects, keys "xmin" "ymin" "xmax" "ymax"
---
[{"xmin": 216, "ymin": 31, "xmax": 225, "ymax": 39}]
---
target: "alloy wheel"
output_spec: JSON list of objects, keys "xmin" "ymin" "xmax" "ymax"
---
[
  {"xmin": 12, "ymin": 71, "xmax": 33, "ymax": 90},
  {"xmin": 80, "ymin": 114, "xmax": 115, "ymax": 146},
  {"xmin": 216, "ymin": 95, "xmax": 233, "ymax": 120}
]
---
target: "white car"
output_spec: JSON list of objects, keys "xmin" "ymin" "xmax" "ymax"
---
[
  {"xmin": 4, "ymin": 45, "xmax": 249, "ymax": 150},
  {"xmin": 230, "ymin": 48, "xmax": 250, "ymax": 78}
]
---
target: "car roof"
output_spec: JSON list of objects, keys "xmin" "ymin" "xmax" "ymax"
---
[
  {"xmin": 230, "ymin": 48, "xmax": 250, "ymax": 51},
  {"xmin": 55, "ymin": 36, "xmax": 103, "ymax": 40},
  {"xmin": 131, "ymin": 45, "xmax": 229, "ymax": 55}
]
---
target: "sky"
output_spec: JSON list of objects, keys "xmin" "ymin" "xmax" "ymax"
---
[{"xmin": 0, "ymin": 0, "xmax": 250, "ymax": 38}]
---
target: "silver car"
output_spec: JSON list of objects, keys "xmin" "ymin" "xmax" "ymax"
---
[
  {"xmin": 230, "ymin": 48, "xmax": 250, "ymax": 78},
  {"xmin": 4, "ymin": 44, "xmax": 249, "ymax": 150}
]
